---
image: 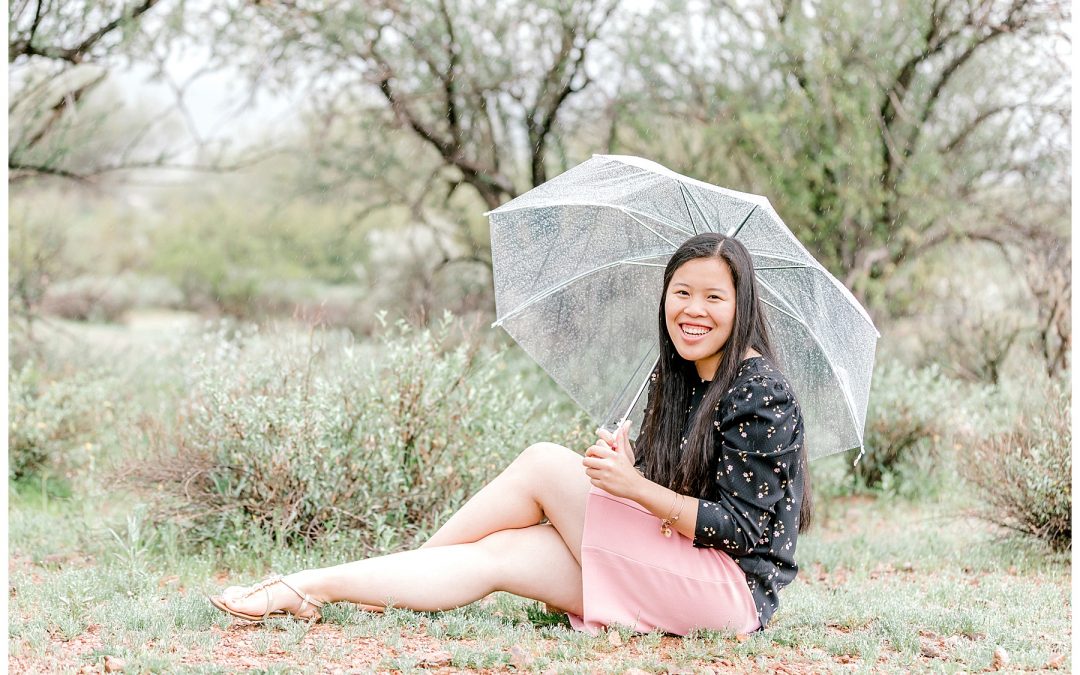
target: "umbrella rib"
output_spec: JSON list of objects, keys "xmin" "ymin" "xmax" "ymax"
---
[
  {"xmin": 728, "ymin": 206, "xmax": 756, "ymax": 237},
  {"xmin": 745, "ymin": 249, "xmax": 817, "ymax": 267},
  {"xmin": 493, "ymin": 253, "xmax": 666, "ymax": 327},
  {"xmin": 678, "ymin": 183, "xmax": 707, "ymax": 234},
  {"xmin": 615, "ymin": 353, "xmax": 660, "ymax": 429},
  {"xmin": 606, "ymin": 349, "xmax": 657, "ymax": 427},
  {"xmin": 757, "ymin": 278, "xmax": 864, "ymax": 446},
  {"xmin": 750, "ymin": 250, "xmax": 879, "ymax": 335},
  {"xmin": 618, "ymin": 206, "xmax": 694, "ymax": 236},
  {"xmin": 758, "ymin": 296, "xmax": 805, "ymax": 325},
  {"xmin": 624, "ymin": 211, "xmax": 682, "ymax": 248}
]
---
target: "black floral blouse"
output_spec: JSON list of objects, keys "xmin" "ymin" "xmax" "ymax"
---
[{"xmin": 641, "ymin": 356, "xmax": 805, "ymax": 629}]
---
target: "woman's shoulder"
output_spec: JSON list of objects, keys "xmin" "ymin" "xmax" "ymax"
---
[
  {"xmin": 715, "ymin": 357, "xmax": 802, "ymax": 455},
  {"xmin": 729, "ymin": 356, "xmax": 793, "ymax": 392},
  {"xmin": 717, "ymin": 357, "xmax": 800, "ymax": 421}
]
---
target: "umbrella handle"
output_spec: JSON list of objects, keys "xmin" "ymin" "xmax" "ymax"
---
[{"xmin": 604, "ymin": 354, "xmax": 658, "ymax": 441}]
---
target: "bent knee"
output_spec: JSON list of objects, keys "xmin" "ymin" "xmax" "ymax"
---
[
  {"xmin": 518, "ymin": 441, "xmax": 574, "ymax": 466},
  {"xmin": 523, "ymin": 441, "xmax": 571, "ymax": 456}
]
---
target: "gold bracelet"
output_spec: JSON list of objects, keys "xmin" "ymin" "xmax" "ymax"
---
[
  {"xmin": 672, "ymin": 494, "xmax": 685, "ymax": 521},
  {"xmin": 660, "ymin": 492, "xmax": 682, "ymax": 538},
  {"xmin": 664, "ymin": 491, "xmax": 678, "ymax": 519}
]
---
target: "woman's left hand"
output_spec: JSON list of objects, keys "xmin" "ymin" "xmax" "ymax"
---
[{"xmin": 582, "ymin": 420, "xmax": 642, "ymax": 500}]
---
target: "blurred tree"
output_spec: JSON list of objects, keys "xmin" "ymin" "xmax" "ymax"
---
[
  {"xmin": 206, "ymin": 0, "xmax": 620, "ymax": 268},
  {"xmin": 7, "ymin": 0, "xmax": 268, "ymax": 184},
  {"xmin": 1002, "ymin": 221, "xmax": 1070, "ymax": 378},
  {"xmin": 9, "ymin": 0, "xmax": 178, "ymax": 338},
  {"xmin": 7, "ymin": 0, "xmax": 297, "ymax": 337},
  {"xmin": 9, "ymin": 0, "xmax": 170, "ymax": 181},
  {"xmin": 612, "ymin": 0, "xmax": 1070, "ymax": 307}
]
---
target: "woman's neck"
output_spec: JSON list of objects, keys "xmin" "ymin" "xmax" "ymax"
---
[{"xmin": 694, "ymin": 348, "xmax": 762, "ymax": 381}]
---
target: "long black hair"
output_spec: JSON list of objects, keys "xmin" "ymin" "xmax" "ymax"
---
[{"xmin": 636, "ymin": 233, "xmax": 813, "ymax": 533}]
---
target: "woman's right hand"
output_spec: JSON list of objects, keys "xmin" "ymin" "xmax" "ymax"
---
[
  {"xmin": 596, "ymin": 421, "xmax": 635, "ymax": 466},
  {"xmin": 583, "ymin": 421, "xmax": 642, "ymax": 499}
]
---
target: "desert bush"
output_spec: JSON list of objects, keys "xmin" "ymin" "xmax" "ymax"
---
[
  {"xmin": 9, "ymin": 199, "xmax": 68, "ymax": 323},
  {"xmin": 851, "ymin": 361, "xmax": 958, "ymax": 489},
  {"xmin": 39, "ymin": 273, "xmax": 184, "ymax": 322},
  {"xmin": 8, "ymin": 360, "xmax": 117, "ymax": 481},
  {"xmin": 929, "ymin": 306, "xmax": 1027, "ymax": 385},
  {"xmin": 961, "ymin": 377, "xmax": 1071, "ymax": 552},
  {"xmin": 139, "ymin": 313, "xmax": 570, "ymax": 553},
  {"xmin": 359, "ymin": 224, "xmax": 493, "ymax": 328},
  {"xmin": 245, "ymin": 279, "xmax": 369, "ymax": 332}
]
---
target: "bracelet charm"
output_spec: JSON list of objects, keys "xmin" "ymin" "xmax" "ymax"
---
[{"xmin": 659, "ymin": 493, "xmax": 684, "ymax": 537}]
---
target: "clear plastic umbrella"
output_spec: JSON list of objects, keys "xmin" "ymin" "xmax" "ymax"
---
[{"xmin": 487, "ymin": 154, "xmax": 880, "ymax": 461}]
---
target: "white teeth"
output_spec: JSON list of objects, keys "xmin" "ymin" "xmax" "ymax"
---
[{"xmin": 682, "ymin": 326, "xmax": 711, "ymax": 336}]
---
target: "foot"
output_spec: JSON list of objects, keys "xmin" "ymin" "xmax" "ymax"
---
[{"xmin": 211, "ymin": 574, "xmax": 324, "ymax": 622}]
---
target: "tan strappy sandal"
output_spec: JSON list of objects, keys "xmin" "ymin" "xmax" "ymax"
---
[{"xmin": 209, "ymin": 574, "xmax": 324, "ymax": 623}]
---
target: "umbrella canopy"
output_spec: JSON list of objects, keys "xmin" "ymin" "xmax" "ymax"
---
[{"xmin": 487, "ymin": 154, "xmax": 879, "ymax": 460}]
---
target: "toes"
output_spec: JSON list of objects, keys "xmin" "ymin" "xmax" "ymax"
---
[
  {"xmin": 217, "ymin": 587, "xmax": 265, "ymax": 614},
  {"xmin": 220, "ymin": 589, "xmax": 256, "ymax": 610}
]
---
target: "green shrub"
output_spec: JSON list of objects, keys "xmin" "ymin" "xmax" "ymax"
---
[
  {"xmin": 139, "ymin": 312, "xmax": 568, "ymax": 553},
  {"xmin": 146, "ymin": 190, "xmax": 374, "ymax": 317},
  {"xmin": 852, "ymin": 361, "xmax": 958, "ymax": 489},
  {"xmin": 962, "ymin": 377, "xmax": 1070, "ymax": 552},
  {"xmin": 8, "ymin": 361, "xmax": 115, "ymax": 481}
]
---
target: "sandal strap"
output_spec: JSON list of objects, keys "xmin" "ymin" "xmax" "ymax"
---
[
  {"xmin": 275, "ymin": 575, "xmax": 324, "ymax": 610},
  {"xmin": 243, "ymin": 573, "xmax": 323, "ymax": 619},
  {"xmin": 262, "ymin": 584, "xmax": 273, "ymax": 622}
]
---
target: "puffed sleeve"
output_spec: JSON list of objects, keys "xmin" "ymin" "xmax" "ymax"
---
[{"xmin": 693, "ymin": 374, "xmax": 800, "ymax": 554}]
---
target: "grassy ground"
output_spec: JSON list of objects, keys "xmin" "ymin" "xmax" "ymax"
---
[
  {"xmin": 8, "ymin": 313, "xmax": 1071, "ymax": 673},
  {"xmin": 8, "ymin": 475, "xmax": 1070, "ymax": 674}
]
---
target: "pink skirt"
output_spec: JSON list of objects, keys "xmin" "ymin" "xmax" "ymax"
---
[{"xmin": 566, "ymin": 486, "xmax": 760, "ymax": 636}]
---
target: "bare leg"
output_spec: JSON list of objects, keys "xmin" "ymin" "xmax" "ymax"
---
[
  {"xmin": 215, "ymin": 443, "xmax": 592, "ymax": 619},
  {"xmin": 218, "ymin": 523, "xmax": 584, "ymax": 617},
  {"xmin": 423, "ymin": 443, "xmax": 592, "ymax": 564}
]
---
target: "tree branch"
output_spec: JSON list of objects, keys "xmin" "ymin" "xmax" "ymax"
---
[
  {"xmin": 20, "ymin": 70, "xmax": 107, "ymax": 152},
  {"xmin": 771, "ymin": 0, "xmax": 813, "ymax": 103},
  {"xmin": 9, "ymin": 148, "xmax": 286, "ymax": 185},
  {"xmin": 940, "ymin": 103, "xmax": 1027, "ymax": 153},
  {"xmin": 903, "ymin": 2, "xmax": 1028, "ymax": 163},
  {"xmin": 10, "ymin": 0, "xmax": 164, "ymax": 64},
  {"xmin": 526, "ymin": 0, "xmax": 615, "ymax": 186},
  {"xmin": 436, "ymin": 0, "xmax": 462, "ymax": 150}
]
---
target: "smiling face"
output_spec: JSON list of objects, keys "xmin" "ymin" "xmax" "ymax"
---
[{"xmin": 663, "ymin": 257, "xmax": 737, "ymax": 381}]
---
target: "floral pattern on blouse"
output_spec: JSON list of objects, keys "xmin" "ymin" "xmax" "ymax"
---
[{"xmin": 681, "ymin": 357, "xmax": 805, "ymax": 629}]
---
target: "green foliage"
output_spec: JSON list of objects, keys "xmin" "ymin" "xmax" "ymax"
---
[
  {"xmin": 143, "ymin": 183, "xmax": 392, "ymax": 324},
  {"xmin": 8, "ymin": 194, "xmax": 69, "ymax": 321},
  {"xmin": 8, "ymin": 360, "xmax": 116, "ymax": 481},
  {"xmin": 852, "ymin": 361, "xmax": 958, "ymax": 489},
  {"xmin": 962, "ymin": 377, "xmax": 1071, "ymax": 552},
  {"xmin": 616, "ymin": 0, "xmax": 1068, "ymax": 302},
  {"xmin": 6, "ymin": 319, "xmax": 1072, "ymax": 671},
  {"xmin": 139, "ymin": 313, "xmax": 565, "ymax": 552}
]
